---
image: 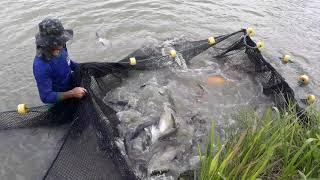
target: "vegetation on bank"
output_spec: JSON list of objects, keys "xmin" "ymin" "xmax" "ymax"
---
[{"xmin": 199, "ymin": 105, "xmax": 320, "ymax": 179}]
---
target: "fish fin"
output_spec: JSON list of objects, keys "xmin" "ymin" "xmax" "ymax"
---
[
  {"xmin": 99, "ymin": 40, "xmax": 105, "ymax": 46},
  {"xmin": 128, "ymin": 120, "xmax": 155, "ymax": 141},
  {"xmin": 167, "ymin": 95, "xmax": 176, "ymax": 112},
  {"xmin": 140, "ymin": 84, "xmax": 147, "ymax": 88},
  {"xmin": 170, "ymin": 113, "xmax": 176, "ymax": 128},
  {"xmin": 106, "ymin": 100, "xmax": 128, "ymax": 106},
  {"xmin": 158, "ymin": 127, "xmax": 177, "ymax": 141}
]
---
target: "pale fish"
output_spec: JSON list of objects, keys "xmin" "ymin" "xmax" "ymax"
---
[
  {"xmin": 206, "ymin": 75, "xmax": 231, "ymax": 87},
  {"xmin": 151, "ymin": 102, "xmax": 177, "ymax": 143}
]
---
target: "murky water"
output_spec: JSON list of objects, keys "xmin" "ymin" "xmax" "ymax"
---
[{"xmin": 1, "ymin": 0, "xmax": 320, "ymax": 179}]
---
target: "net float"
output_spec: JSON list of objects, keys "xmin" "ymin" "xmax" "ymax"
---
[
  {"xmin": 246, "ymin": 27, "xmax": 255, "ymax": 37},
  {"xmin": 208, "ymin": 37, "xmax": 216, "ymax": 45},
  {"xmin": 298, "ymin": 75, "xmax": 309, "ymax": 85},
  {"xmin": 17, "ymin": 104, "xmax": 29, "ymax": 114},
  {"xmin": 129, "ymin": 57, "xmax": 137, "ymax": 65},
  {"xmin": 170, "ymin": 50, "xmax": 177, "ymax": 58}
]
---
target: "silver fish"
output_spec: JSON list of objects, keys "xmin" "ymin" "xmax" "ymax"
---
[
  {"xmin": 96, "ymin": 32, "xmax": 112, "ymax": 47},
  {"xmin": 122, "ymin": 101, "xmax": 178, "ymax": 178},
  {"xmin": 151, "ymin": 102, "xmax": 177, "ymax": 143},
  {"xmin": 147, "ymin": 145, "xmax": 178, "ymax": 177}
]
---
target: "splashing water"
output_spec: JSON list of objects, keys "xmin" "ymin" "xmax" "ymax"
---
[{"xmin": 96, "ymin": 32, "xmax": 112, "ymax": 49}]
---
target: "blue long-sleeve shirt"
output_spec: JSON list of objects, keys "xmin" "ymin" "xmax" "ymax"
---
[{"xmin": 33, "ymin": 48, "xmax": 78, "ymax": 104}]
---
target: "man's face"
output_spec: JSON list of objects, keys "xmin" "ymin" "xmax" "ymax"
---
[{"xmin": 51, "ymin": 46, "xmax": 63, "ymax": 57}]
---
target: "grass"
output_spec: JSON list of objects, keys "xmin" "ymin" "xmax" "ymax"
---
[{"xmin": 198, "ymin": 105, "xmax": 320, "ymax": 179}]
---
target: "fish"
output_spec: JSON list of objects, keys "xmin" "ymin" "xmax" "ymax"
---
[
  {"xmin": 206, "ymin": 75, "xmax": 231, "ymax": 87},
  {"xmin": 124, "ymin": 102, "xmax": 178, "ymax": 161},
  {"xmin": 125, "ymin": 102, "xmax": 177, "ymax": 146},
  {"xmin": 96, "ymin": 32, "xmax": 112, "ymax": 47},
  {"xmin": 147, "ymin": 144, "xmax": 179, "ymax": 177},
  {"xmin": 113, "ymin": 83, "xmax": 180, "ymax": 178},
  {"xmin": 151, "ymin": 102, "xmax": 177, "ymax": 143},
  {"xmin": 121, "ymin": 104, "xmax": 178, "ymax": 179}
]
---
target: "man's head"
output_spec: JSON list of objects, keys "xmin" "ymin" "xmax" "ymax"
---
[{"xmin": 35, "ymin": 18, "xmax": 73, "ymax": 57}]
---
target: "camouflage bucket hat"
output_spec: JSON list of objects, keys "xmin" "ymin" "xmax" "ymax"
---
[{"xmin": 35, "ymin": 18, "xmax": 73, "ymax": 48}]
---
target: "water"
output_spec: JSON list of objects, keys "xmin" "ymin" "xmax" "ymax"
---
[{"xmin": 0, "ymin": 0, "xmax": 320, "ymax": 179}]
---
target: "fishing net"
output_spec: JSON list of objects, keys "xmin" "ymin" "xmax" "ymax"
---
[{"xmin": 0, "ymin": 29, "xmax": 307, "ymax": 179}]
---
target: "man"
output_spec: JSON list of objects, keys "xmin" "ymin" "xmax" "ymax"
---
[{"xmin": 33, "ymin": 18, "xmax": 87, "ymax": 104}]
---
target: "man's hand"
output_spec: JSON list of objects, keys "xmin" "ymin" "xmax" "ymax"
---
[
  {"xmin": 60, "ymin": 87, "xmax": 87, "ymax": 101},
  {"xmin": 70, "ymin": 87, "xmax": 87, "ymax": 98}
]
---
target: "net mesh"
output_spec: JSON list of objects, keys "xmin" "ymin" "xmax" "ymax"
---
[{"xmin": 0, "ymin": 29, "xmax": 307, "ymax": 179}]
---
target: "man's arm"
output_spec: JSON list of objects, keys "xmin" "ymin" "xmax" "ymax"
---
[
  {"xmin": 33, "ymin": 61, "xmax": 86, "ymax": 104},
  {"xmin": 33, "ymin": 62, "xmax": 60, "ymax": 103}
]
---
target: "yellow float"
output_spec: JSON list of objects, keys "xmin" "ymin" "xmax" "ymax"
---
[
  {"xmin": 282, "ymin": 55, "xmax": 291, "ymax": 64},
  {"xmin": 246, "ymin": 27, "xmax": 255, "ymax": 37},
  {"xmin": 17, "ymin": 104, "xmax": 29, "ymax": 114},
  {"xmin": 298, "ymin": 75, "xmax": 309, "ymax": 85},
  {"xmin": 170, "ymin": 50, "xmax": 177, "ymax": 58},
  {"xmin": 129, "ymin": 57, "xmax": 137, "ymax": 66},
  {"xmin": 208, "ymin": 37, "xmax": 216, "ymax": 45},
  {"xmin": 306, "ymin": 94, "xmax": 316, "ymax": 105},
  {"xmin": 256, "ymin": 41, "xmax": 264, "ymax": 51}
]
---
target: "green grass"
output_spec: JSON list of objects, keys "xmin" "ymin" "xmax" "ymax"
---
[{"xmin": 199, "ymin": 105, "xmax": 320, "ymax": 179}]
